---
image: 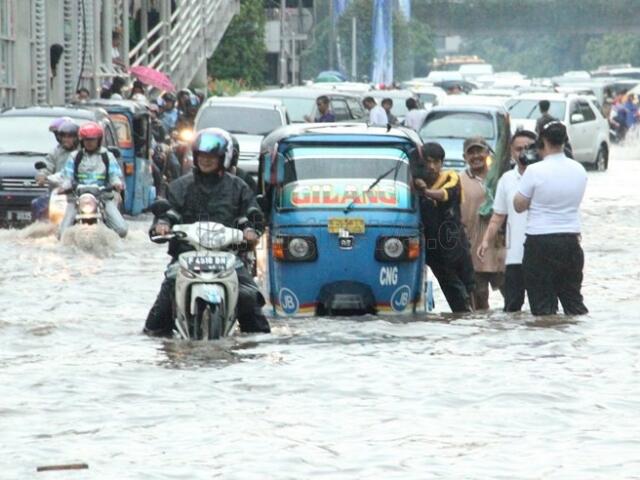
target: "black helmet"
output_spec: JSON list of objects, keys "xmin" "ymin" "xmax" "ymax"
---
[
  {"xmin": 191, "ymin": 128, "xmax": 233, "ymax": 170},
  {"xmin": 229, "ymin": 133, "xmax": 240, "ymax": 169}
]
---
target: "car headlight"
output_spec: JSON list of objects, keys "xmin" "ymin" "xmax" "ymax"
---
[
  {"xmin": 78, "ymin": 194, "xmax": 98, "ymax": 214},
  {"xmin": 383, "ymin": 238, "xmax": 404, "ymax": 259}
]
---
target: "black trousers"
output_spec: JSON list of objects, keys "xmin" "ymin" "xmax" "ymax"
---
[
  {"xmin": 522, "ymin": 234, "xmax": 588, "ymax": 316},
  {"xmin": 504, "ymin": 264, "xmax": 525, "ymax": 312},
  {"xmin": 429, "ymin": 252, "xmax": 475, "ymax": 313},
  {"xmin": 145, "ymin": 263, "xmax": 270, "ymax": 336}
]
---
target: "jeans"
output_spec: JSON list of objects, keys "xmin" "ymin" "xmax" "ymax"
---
[
  {"xmin": 58, "ymin": 196, "xmax": 128, "ymax": 239},
  {"xmin": 144, "ymin": 262, "xmax": 270, "ymax": 336},
  {"xmin": 523, "ymin": 234, "xmax": 588, "ymax": 316}
]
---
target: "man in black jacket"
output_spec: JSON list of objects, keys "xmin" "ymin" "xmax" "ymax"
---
[
  {"xmin": 144, "ymin": 129, "xmax": 270, "ymax": 336},
  {"xmin": 413, "ymin": 142, "xmax": 475, "ymax": 312}
]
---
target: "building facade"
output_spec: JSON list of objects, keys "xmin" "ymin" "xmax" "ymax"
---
[{"xmin": 0, "ymin": 0, "xmax": 238, "ymax": 108}]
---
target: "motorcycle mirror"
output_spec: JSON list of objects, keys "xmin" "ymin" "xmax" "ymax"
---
[
  {"xmin": 145, "ymin": 199, "xmax": 172, "ymax": 216},
  {"xmin": 34, "ymin": 161, "xmax": 47, "ymax": 170},
  {"xmin": 108, "ymin": 146, "xmax": 122, "ymax": 159}
]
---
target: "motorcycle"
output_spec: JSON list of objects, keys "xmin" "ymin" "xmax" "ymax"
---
[
  {"xmin": 149, "ymin": 201, "xmax": 248, "ymax": 340},
  {"xmin": 64, "ymin": 184, "xmax": 115, "ymax": 227}
]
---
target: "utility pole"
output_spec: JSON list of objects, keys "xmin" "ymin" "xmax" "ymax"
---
[
  {"xmin": 351, "ymin": 16, "xmax": 357, "ymax": 80},
  {"xmin": 328, "ymin": 0, "xmax": 334, "ymax": 70},
  {"xmin": 279, "ymin": 0, "xmax": 287, "ymax": 85}
]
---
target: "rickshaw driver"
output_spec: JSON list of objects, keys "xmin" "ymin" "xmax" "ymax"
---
[{"xmin": 144, "ymin": 129, "xmax": 271, "ymax": 337}]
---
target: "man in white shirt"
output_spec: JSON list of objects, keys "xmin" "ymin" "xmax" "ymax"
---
[
  {"xmin": 403, "ymin": 97, "xmax": 428, "ymax": 131},
  {"xmin": 478, "ymin": 130, "xmax": 536, "ymax": 311},
  {"xmin": 363, "ymin": 97, "xmax": 389, "ymax": 126},
  {"xmin": 513, "ymin": 121, "xmax": 588, "ymax": 316}
]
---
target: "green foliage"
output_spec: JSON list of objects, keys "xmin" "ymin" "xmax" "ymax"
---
[
  {"xmin": 300, "ymin": 0, "xmax": 435, "ymax": 82},
  {"xmin": 208, "ymin": 0, "xmax": 266, "ymax": 87},
  {"xmin": 582, "ymin": 34, "xmax": 640, "ymax": 70}
]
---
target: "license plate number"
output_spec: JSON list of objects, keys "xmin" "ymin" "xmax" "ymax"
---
[
  {"xmin": 186, "ymin": 255, "xmax": 227, "ymax": 272},
  {"xmin": 328, "ymin": 218, "xmax": 365, "ymax": 234},
  {"xmin": 6, "ymin": 210, "xmax": 31, "ymax": 221}
]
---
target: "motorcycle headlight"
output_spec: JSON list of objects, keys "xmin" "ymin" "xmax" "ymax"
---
[
  {"xmin": 383, "ymin": 238, "xmax": 404, "ymax": 259},
  {"xmin": 78, "ymin": 194, "xmax": 98, "ymax": 214},
  {"xmin": 178, "ymin": 129, "xmax": 194, "ymax": 143}
]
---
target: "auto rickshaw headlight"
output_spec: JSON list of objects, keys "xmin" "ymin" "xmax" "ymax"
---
[
  {"xmin": 376, "ymin": 236, "xmax": 421, "ymax": 262},
  {"xmin": 383, "ymin": 238, "xmax": 404, "ymax": 259},
  {"xmin": 288, "ymin": 238, "xmax": 310, "ymax": 258},
  {"xmin": 273, "ymin": 235, "xmax": 317, "ymax": 262}
]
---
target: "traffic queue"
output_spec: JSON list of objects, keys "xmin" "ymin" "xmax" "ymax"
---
[{"xmin": 0, "ymin": 66, "xmax": 600, "ymax": 339}]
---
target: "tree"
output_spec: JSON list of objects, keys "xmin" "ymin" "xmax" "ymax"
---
[
  {"xmin": 582, "ymin": 34, "xmax": 640, "ymax": 70},
  {"xmin": 208, "ymin": 0, "xmax": 267, "ymax": 87}
]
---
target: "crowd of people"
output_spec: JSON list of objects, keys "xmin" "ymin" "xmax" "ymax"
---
[{"xmin": 411, "ymin": 117, "xmax": 588, "ymax": 316}]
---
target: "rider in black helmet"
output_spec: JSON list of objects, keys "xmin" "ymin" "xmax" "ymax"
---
[{"xmin": 144, "ymin": 128, "xmax": 270, "ymax": 336}]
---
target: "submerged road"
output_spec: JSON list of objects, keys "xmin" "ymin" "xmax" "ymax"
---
[{"xmin": 0, "ymin": 146, "xmax": 639, "ymax": 478}]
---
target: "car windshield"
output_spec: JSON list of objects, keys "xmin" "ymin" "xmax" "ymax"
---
[
  {"xmin": 506, "ymin": 99, "xmax": 566, "ymax": 119},
  {"xmin": 419, "ymin": 111, "xmax": 495, "ymax": 139},
  {"xmin": 196, "ymin": 106, "xmax": 283, "ymax": 135},
  {"xmin": 279, "ymin": 146, "xmax": 412, "ymax": 210},
  {"xmin": 276, "ymin": 97, "xmax": 316, "ymax": 123},
  {"xmin": 0, "ymin": 116, "xmax": 62, "ymax": 154},
  {"xmin": 0, "ymin": 116, "xmax": 92, "ymax": 154}
]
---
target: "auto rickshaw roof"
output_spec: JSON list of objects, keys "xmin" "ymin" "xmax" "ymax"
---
[
  {"xmin": 83, "ymin": 99, "xmax": 150, "ymax": 116},
  {"xmin": 261, "ymin": 123, "xmax": 422, "ymax": 152}
]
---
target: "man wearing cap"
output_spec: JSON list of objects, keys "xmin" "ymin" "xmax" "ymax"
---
[
  {"xmin": 513, "ymin": 121, "xmax": 588, "ymax": 316},
  {"xmin": 460, "ymin": 136, "xmax": 506, "ymax": 310},
  {"xmin": 478, "ymin": 130, "xmax": 537, "ymax": 312}
]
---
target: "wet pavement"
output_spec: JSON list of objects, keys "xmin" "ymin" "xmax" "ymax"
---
[{"xmin": 1, "ymin": 146, "xmax": 639, "ymax": 479}]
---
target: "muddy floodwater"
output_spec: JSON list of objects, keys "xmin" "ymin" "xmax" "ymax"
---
[{"xmin": 1, "ymin": 146, "xmax": 639, "ymax": 479}]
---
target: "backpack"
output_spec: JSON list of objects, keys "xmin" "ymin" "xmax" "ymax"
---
[{"xmin": 73, "ymin": 150, "xmax": 110, "ymax": 185}]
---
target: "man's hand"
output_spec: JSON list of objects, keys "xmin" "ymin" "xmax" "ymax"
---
[
  {"xmin": 35, "ymin": 173, "xmax": 47, "ymax": 186},
  {"xmin": 477, "ymin": 239, "xmax": 489, "ymax": 261},
  {"xmin": 112, "ymin": 183, "xmax": 125, "ymax": 193},
  {"xmin": 153, "ymin": 223, "xmax": 171, "ymax": 236},
  {"xmin": 414, "ymin": 178, "xmax": 427, "ymax": 192},
  {"xmin": 243, "ymin": 228, "xmax": 259, "ymax": 245}
]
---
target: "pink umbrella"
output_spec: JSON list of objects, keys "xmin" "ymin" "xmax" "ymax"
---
[{"xmin": 129, "ymin": 65, "xmax": 175, "ymax": 92}]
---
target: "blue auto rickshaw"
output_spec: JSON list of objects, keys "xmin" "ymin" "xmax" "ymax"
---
[
  {"xmin": 85, "ymin": 99, "xmax": 155, "ymax": 214},
  {"xmin": 258, "ymin": 124, "xmax": 430, "ymax": 317}
]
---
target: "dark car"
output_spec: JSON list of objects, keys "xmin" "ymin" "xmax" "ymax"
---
[
  {"xmin": 0, "ymin": 106, "xmax": 119, "ymax": 225},
  {"xmin": 253, "ymin": 87, "xmax": 366, "ymax": 123}
]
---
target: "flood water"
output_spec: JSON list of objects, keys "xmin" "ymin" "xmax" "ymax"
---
[{"xmin": 1, "ymin": 146, "xmax": 639, "ymax": 479}]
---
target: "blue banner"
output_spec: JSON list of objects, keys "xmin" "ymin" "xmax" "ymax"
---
[
  {"xmin": 371, "ymin": 0, "xmax": 394, "ymax": 86},
  {"xmin": 332, "ymin": 0, "xmax": 350, "ymax": 23}
]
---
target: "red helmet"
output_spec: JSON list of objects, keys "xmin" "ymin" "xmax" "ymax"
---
[{"xmin": 78, "ymin": 122, "xmax": 104, "ymax": 140}]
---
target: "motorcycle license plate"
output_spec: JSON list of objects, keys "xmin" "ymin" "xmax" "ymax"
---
[
  {"xmin": 186, "ymin": 255, "xmax": 228, "ymax": 272},
  {"xmin": 327, "ymin": 218, "xmax": 365, "ymax": 234}
]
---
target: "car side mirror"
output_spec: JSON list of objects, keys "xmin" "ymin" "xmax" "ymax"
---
[
  {"xmin": 570, "ymin": 113, "xmax": 584, "ymax": 124},
  {"xmin": 108, "ymin": 146, "xmax": 122, "ymax": 159},
  {"xmin": 34, "ymin": 161, "xmax": 47, "ymax": 170}
]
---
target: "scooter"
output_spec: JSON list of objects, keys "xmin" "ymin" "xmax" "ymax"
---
[{"xmin": 150, "ymin": 207, "xmax": 245, "ymax": 340}]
